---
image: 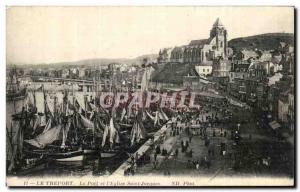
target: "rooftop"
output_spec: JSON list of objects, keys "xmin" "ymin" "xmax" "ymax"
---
[{"xmin": 189, "ymin": 39, "xmax": 210, "ymax": 46}]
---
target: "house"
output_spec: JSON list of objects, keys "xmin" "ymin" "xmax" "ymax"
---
[
  {"xmin": 267, "ymin": 75, "xmax": 292, "ymax": 121},
  {"xmin": 195, "ymin": 62, "xmax": 213, "ymax": 77},
  {"xmin": 288, "ymin": 85, "xmax": 294, "ymax": 131},
  {"xmin": 212, "ymin": 58, "xmax": 231, "ymax": 77},
  {"xmin": 258, "ymin": 50, "xmax": 273, "ymax": 62},
  {"xmin": 234, "ymin": 50, "xmax": 259, "ymax": 61},
  {"xmin": 278, "ymin": 90, "xmax": 289, "ymax": 123},
  {"xmin": 249, "ymin": 61, "xmax": 281, "ymax": 77},
  {"xmin": 229, "ymin": 63, "xmax": 250, "ymax": 82}
]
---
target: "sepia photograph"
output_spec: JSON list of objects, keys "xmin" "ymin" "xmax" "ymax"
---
[{"xmin": 5, "ymin": 6, "xmax": 295, "ymax": 187}]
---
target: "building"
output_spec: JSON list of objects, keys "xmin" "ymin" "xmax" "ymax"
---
[
  {"xmin": 157, "ymin": 48, "xmax": 173, "ymax": 64},
  {"xmin": 212, "ymin": 58, "xmax": 231, "ymax": 77},
  {"xmin": 183, "ymin": 73, "xmax": 213, "ymax": 91},
  {"xmin": 278, "ymin": 92, "xmax": 289, "ymax": 123},
  {"xmin": 170, "ymin": 47, "xmax": 185, "ymax": 63},
  {"xmin": 288, "ymin": 86, "xmax": 294, "ymax": 131},
  {"xmin": 249, "ymin": 61, "xmax": 282, "ymax": 77},
  {"xmin": 267, "ymin": 85, "xmax": 280, "ymax": 120},
  {"xmin": 227, "ymin": 78, "xmax": 247, "ymax": 101},
  {"xmin": 267, "ymin": 75, "xmax": 292, "ymax": 120},
  {"xmin": 234, "ymin": 50, "xmax": 259, "ymax": 61},
  {"xmin": 258, "ymin": 51, "xmax": 273, "ymax": 62},
  {"xmin": 160, "ymin": 18, "xmax": 231, "ymax": 65},
  {"xmin": 195, "ymin": 62, "xmax": 213, "ymax": 77},
  {"xmin": 229, "ymin": 63, "xmax": 250, "ymax": 82}
]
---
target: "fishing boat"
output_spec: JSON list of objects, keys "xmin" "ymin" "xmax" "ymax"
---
[
  {"xmin": 54, "ymin": 150, "xmax": 84, "ymax": 162},
  {"xmin": 23, "ymin": 91, "xmax": 86, "ymax": 163},
  {"xmin": 7, "ymin": 88, "xmax": 27, "ymax": 101},
  {"xmin": 7, "ymin": 116, "xmax": 47, "ymax": 175}
]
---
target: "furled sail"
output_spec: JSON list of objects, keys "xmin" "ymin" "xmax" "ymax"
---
[
  {"xmin": 42, "ymin": 118, "xmax": 52, "ymax": 133},
  {"xmin": 79, "ymin": 114, "xmax": 94, "ymax": 130},
  {"xmin": 120, "ymin": 108, "xmax": 126, "ymax": 122},
  {"xmin": 61, "ymin": 119, "xmax": 71, "ymax": 148},
  {"xmin": 101, "ymin": 125, "xmax": 109, "ymax": 147},
  {"xmin": 24, "ymin": 125, "xmax": 62, "ymax": 148},
  {"xmin": 45, "ymin": 96, "xmax": 55, "ymax": 116},
  {"xmin": 32, "ymin": 114, "xmax": 43, "ymax": 134},
  {"xmin": 75, "ymin": 96, "xmax": 85, "ymax": 111},
  {"xmin": 159, "ymin": 109, "xmax": 169, "ymax": 121},
  {"xmin": 154, "ymin": 111, "xmax": 160, "ymax": 126},
  {"xmin": 146, "ymin": 111, "xmax": 155, "ymax": 121},
  {"xmin": 24, "ymin": 91, "xmax": 35, "ymax": 109},
  {"xmin": 109, "ymin": 118, "xmax": 119, "ymax": 144},
  {"xmin": 130, "ymin": 117, "xmax": 146, "ymax": 146},
  {"xmin": 101, "ymin": 118, "xmax": 120, "ymax": 147},
  {"xmin": 35, "ymin": 92, "xmax": 45, "ymax": 113},
  {"xmin": 30, "ymin": 115, "xmax": 36, "ymax": 134},
  {"xmin": 147, "ymin": 109, "xmax": 169, "ymax": 126}
]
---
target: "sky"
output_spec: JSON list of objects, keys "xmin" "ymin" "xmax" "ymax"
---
[{"xmin": 6, "ymin": 6, "xmax": 294, "ymax": 65}]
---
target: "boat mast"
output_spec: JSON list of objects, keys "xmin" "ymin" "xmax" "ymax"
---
[{"xmin": 42, "ymin": 84, "xmax": 48, "ymax": 122}]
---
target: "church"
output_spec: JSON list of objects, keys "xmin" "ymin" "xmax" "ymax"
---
[{"xmin": 157, "ymin": 18, "xmax": 232, "ymax": 65}]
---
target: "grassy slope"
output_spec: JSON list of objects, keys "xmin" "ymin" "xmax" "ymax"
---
[
  {"xmin": 228, "ymin": 33, "xmax": 294, "ymax": 52},
  {"xmin": 151, "ymin": 62, "xmax": 196, "ymax": 84}
]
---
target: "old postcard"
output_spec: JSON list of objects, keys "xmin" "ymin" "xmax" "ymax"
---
[{"xmin": 6, "ymin": 6, "xmax": 295, "ymax": 187}]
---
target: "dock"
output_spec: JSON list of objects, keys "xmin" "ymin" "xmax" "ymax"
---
[{"xmin": 112, "ymin": 122, "xmax": 170, "ymax": 176}]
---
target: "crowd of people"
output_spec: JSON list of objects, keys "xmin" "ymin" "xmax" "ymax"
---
[{"xmin": 123, "ymin": 98, "xmax": 241, "ymax": 176}]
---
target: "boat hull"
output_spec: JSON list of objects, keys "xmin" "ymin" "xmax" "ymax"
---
[
  {"xmin": 83, "ymin": 149, "xmax": 99, "ymax": 155},
  {"xmin": 101, "ymin": 152, "xmax": 117, "ymax": 158},
  {"xmin": 55, "ymin": 155, "xmax": 84, "ymax": 162},
  {"xmin": 51, "ymin": 150, "xmax": 84, "ymax": 162}
]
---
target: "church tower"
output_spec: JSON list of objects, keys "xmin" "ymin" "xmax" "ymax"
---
[{"xmin": 210, "ymin": 18, "xmax": 227, "ymax": 57}]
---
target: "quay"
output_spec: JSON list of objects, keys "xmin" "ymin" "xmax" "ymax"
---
[{"xmin": 112, "ymin": 122, "xmax": 171, "ymax": 176}]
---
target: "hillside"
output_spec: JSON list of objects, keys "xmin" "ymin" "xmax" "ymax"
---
[
  {"xmin": 228, "ymin": 33, "xmax": 294, "ymax": 52},
  {"xmin": 151, "ymin": 63, "xmax": 196, "ymax": 84}
]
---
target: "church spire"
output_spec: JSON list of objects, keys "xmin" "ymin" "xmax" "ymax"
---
[{"xmin": 213, "ymin": 18, "xmax": 224, "ymax": 28}]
